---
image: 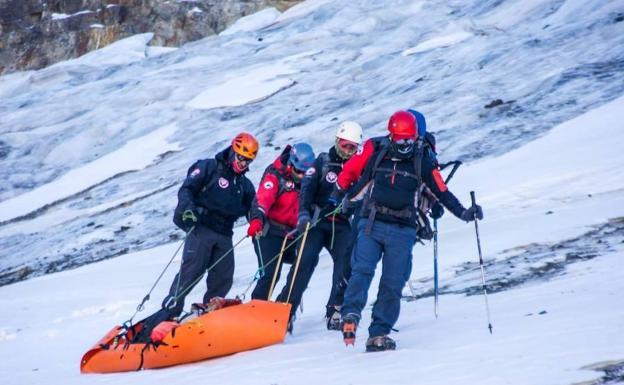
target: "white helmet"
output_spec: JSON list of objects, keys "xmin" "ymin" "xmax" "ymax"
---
[{"xmin": 336, "ymin": 121, "xmax": 363, "ymax": 145}]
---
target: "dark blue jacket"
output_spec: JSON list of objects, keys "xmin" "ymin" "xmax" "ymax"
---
[
  {"xmin": 176, "ymin": 148, "xmax": 255, "ymax": 235},
  {"xmin": 299, "ymin": 146, "xmax": 351, "ymax": 221}
]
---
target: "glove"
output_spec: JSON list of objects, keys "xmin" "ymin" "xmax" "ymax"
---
[
  {"xmin": 247, "ymin": 218, "xmax": 264, "ymax": 238},
  {"xmin": 297, "ymin": 212, "xmax": 311, "ymax": 233},
  {"xmin": 328, "ymin": 186, "xmax": 345, "ymax": 208},
  {"xmin": 182, "ymin": 209, "xmax": 198, "ymax": 230},
  {"xmin": 461, "ymin": 205, "xmax": 484, "ymax": 222},
  {"xmin": 430, "ymin": 202, "xmax": 445, "ymax": 220}
]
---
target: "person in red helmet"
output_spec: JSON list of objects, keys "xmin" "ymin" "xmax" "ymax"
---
[
  {"xmin": 134, "ymin": 133, "xmax": 258, "ymax": 342},
  {"xmin": 331, "ymin": 111, "xmax": 483, "ymax": 352}
]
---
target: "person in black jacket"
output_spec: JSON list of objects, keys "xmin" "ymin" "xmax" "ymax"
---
[
  {"xmin": 135, "ymin": 133, "xmax": 258, "ymax": 341},
  {"xmin": 287, "ymin": 122, "xmax": 363, "ymax": 331}
]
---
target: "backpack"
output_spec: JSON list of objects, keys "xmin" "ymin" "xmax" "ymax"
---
[{"xmin": 358, "ymin": 136, "xmax": 437, "ymax": 240}]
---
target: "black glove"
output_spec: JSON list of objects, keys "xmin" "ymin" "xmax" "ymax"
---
[
  {"xmin": 430, "ymin": 201, "xmax": 445, "ymax": 220},
  {"xmin": 328, "ymin": 186, "xmax": 345, "ymax": 208},
  {"xmin": 461, "ymin": 205, "xmax": 483, "ymax": 222},
  {"xmin": 182, "ymin": 209, "xmax": 198, "ymax": 230},
  {"xmin": 297, "ymin": 212, "xmax": 311, "ymax": 233}
]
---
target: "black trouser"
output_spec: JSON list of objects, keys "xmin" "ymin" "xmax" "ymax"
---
[
  {"xmin": 251, "ymin": 231, "xmax": 297, "ymax": 301},
  {"xmin": 134, "ymin": 225, "xmax": 234, "ymax": 342},
  {"xmin": 161, "ymin": 225, "xmax": 235, "ymax": 316},
  {"xmin": 276, "ymin": 219, "xmax": 353, "ymax": 318}
]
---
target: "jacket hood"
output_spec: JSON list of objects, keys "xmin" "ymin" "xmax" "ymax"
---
[
  {"xmin": 271, "ymin": 145, "xmax": 293, "ymax": 177},
  {"xmin": 216, "ymin": 147, "xmax": 249, "ymax": 174}
]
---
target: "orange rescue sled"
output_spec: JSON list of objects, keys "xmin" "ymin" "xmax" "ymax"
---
[{"xmin": 81, "ymin": 300, "xmax": 291, "ymax": 373}]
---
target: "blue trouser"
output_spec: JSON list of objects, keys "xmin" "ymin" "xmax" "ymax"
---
[{"xmin": 341, "ymin": 218, "xmax": 416, "ymax": 337}]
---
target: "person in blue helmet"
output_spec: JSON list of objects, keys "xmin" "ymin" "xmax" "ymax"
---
[
  {"xmin": 407, "ymin": 109, "xmax": 444, "ymax": 220},
  {"xmin": 248, "ymin": 143, "xmax": 315, "ymax": 331}
]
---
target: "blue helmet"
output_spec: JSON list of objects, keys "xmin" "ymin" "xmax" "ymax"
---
[
  {"xmin": 289, "ymin": 143, "xmax": 315, "ymax": 171},
  {"xmin": 407, "ymin": 109, "xmax": 427, "ymax": 138}
]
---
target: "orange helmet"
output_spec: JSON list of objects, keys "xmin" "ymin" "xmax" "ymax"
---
[{"xmin": 231, "ymin": 133, "xmax": 259, "ymax": 160}]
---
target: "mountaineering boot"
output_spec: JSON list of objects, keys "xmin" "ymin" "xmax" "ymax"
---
[
  {"xmin": 326, "ymin": 306, "xmax": 342, "ymax": 331},
  {"xmin": 287, "ymin": 314, "xmax": 296, "ymax": 335},
  {"xmin": 365, "ymin": 335, "xmax": 396, "ymax": 352},
  {"xmin": 341, "ymin": 313, "xmax": 359, "ymax": 346}
]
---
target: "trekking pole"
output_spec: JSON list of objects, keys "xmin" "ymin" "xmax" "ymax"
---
[
  {"xmin": 432, "ymin": 161, "xmax": 462, "ymax": 319},
  {"xmin": 433, "ymin": 218, "xmax": 439, "ymax": 318},
  {"xmin": 470, "ymin": 191, "xmax": 493, "ymax": 334},
  {"xmin": 286, "ymin": 223, "xmax": 311, "ymax": 303},
  {"xmin": 267, "ymin": 230, "xmax": 296, "ymax": 300}
]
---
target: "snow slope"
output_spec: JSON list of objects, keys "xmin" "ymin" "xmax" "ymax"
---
[
  {"xmin": 0, "ymin": 90, "xmax": 623, "ymax": 385},
  {"xmin": 1, "ymin": 0, "xmax": 624, "ymax": 285},
  {"xmin": 0, "ymin": 1, "xmax": 624, "ymax": 383}
]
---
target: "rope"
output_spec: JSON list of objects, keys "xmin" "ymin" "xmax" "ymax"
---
[
  {"xmin": 165, "ymin": 235, "xmax": 248, "ymax": 308},
  {"xmin": 123, "ymin": 228, "xmax": 192, "ymax": 326},
  {"xmin": 239, "ymin": 204, "xmax": 343, "ymax": 299}
]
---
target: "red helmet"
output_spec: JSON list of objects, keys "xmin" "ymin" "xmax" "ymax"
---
[{"xmin": 387, "ymin": 110, "xmax": 417, "ymax": 141}]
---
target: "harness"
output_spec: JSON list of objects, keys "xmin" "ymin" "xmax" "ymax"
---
[{"xmin": 358, "ymin": 138, "xmax": 434, "ymax": 240}]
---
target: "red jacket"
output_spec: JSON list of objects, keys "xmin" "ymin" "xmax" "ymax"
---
[{"xmin": 252, "ymin": 148, "xmax": 300, "ymax": 230}]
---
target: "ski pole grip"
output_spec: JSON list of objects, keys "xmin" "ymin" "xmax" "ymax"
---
[{"xmin": 470, "ymin": 191, "xmax": 476, "ymax": 207}]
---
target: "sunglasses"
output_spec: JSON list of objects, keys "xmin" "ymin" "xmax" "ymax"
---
[
  {"xmin": 292, "ymin": 166, "xmax": 306, "ymax": 175},
  {"xmin": 235, "ymin": 153, "xmax": 253, "ymax": 163},
  {"xmin": 337, "ymin": 139, "xmax": 358, "ymax": 153},
  {"xmin": 394, "ymin": 138, "xmax": 415, "ymax": 146}
]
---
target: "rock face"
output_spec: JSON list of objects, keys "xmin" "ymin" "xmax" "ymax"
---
[{"xmin": 0, "ymin": 0, "xmax": 301, "ymax": 75}]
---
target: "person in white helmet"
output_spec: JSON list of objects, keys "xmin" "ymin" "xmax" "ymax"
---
[{"xmin": 289, "ymin": 121, "xmax": 364, "ymax": 331}]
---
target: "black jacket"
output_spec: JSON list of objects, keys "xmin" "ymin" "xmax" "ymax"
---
[
  {"xmin": 176, "ymin": 148, "xmax": 255, "ymax": 235},
  {"xmin": 299, "ymin": 147, "xmax": 350, "ymax": 221},
  {"xmin": 357, "ymin": 136, "xmax": 465, "ymax": 228}
]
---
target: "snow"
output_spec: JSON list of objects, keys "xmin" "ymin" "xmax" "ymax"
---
[
  {"xmin": 0, "ymin": 124, "xmax": 180, "ymax": 223},
  {"xmin": 186, "ymin": 63, "xmax": 297, "ymax": 110},
  {"xmin": 219, "ymin": 7, "xmax": 281, "ymax": 36},
  {"xmin": 402, "ymin": 31, "xmax": 473, "ymax": 56},
  {"xmin": 1, "ymin": 93, "xmax": 624, "ymax": 385},
  {"xmin": 1, "ymin": 1, "xmax": 624, "ymax": 383}
]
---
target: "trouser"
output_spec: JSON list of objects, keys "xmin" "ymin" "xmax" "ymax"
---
[
  {"xmin": 341, "ymin": 218, "xmax": 416, "ymax": 337},
  {"xmin": 251, "ymin": 231, "xmax": 297, "ymax": 301},
  {"xmin": 276, "ymin": 219, "xmax": 353, "ymax": 318},
  {"xmin": 160, "ymin": 225, "xmax": 235, "ymax": 316},
  {"xmin": 134, "ymin": 225, "xmax": 234, "ymax": 342}
]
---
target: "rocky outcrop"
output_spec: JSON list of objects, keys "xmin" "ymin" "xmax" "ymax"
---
[{"xmin": 0, "ymin": 0, "xmax": 301, "ymax": 75}]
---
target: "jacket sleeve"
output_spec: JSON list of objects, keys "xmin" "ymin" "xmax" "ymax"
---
[
  {"xmin": 177, "ymin": 159, "xmax": 216, "ymax": 212},
  {"xmin": 299, "ymin": 156, "xmax": 322, "ymax": 216},
  {"xmin": 336, "ymin": 139, "xmax": 375, "ymax": 190},
  {"xmin": 250, "ymin": 172, "xmax": 280, "ymax": 221},
  {"xmin": 243, "ymin": 178, "xmax": 256, "ymax": 221},
  {"xmin": 421, "ymin": 157, "xmax": 466, "ymax": 219}
]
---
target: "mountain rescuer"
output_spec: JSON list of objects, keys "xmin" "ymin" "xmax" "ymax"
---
[
  {"xmin": 247, "ymin": 142, "xmax": 315, "ymax": 331},
  {"xmin": 136, "ymin": 133, "xmax": 258, "ymax": 341},
  {"xmin": 292, "ymin": 121, "xmax": 364, "ymax": 330},
  {"xmin": 332, "ymin": 111, "xmax": 483, "ymax": 351}
]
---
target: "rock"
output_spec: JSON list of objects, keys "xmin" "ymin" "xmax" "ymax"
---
[{"xmin": 0, "ymin": 0, "xmax": 303, "ymax": 75}]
